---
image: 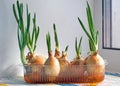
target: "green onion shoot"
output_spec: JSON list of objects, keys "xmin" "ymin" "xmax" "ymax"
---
[{"xmin": 13, "ymin": 0, "xmax": 30, "ymax": 64}]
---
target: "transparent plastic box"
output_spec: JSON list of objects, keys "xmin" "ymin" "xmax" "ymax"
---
[{"xmin": 23, "ymin": 64, "xmax": 105, "ymax": 84}]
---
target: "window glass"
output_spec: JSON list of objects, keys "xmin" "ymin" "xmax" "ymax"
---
[{"xmin": 103, "ymin": 0, "xmax": 120, "ymax": 50}]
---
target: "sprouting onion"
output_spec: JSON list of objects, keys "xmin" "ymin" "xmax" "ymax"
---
[
  {"xmin": 53, "ymin": 24, "xmax": 61, "ymax": 58},
  {"xmin": 59, "ymin": 45, "xmax": 69, "ymax": 65},
  {"xmin": 44, "ymin": 32, "xmax": 60, "ymax": 81},
  {"xmin": 78, "ymin": 1, "xmax": 105, "ymax": 75},
  {"xmin": 26, "ymin": 14, "xmax": 46, "ymax": 65},
  {"xmin": 60, "ymin": 45, "xmax": 69, "ymax": 60},
  {"xmin": 71, "ymin": 37, "xmax": 84, "ymax": 65},
  {"xmin": 58, "ymin": 45, "xmax": 70, "ymax": 82},
  {"xmin": 13, "ymin": 0, "xmax": 30, "ymax": 64},
  {"xmin": 70, "ymin": 37, "xmax": 85, "ymax": 79}
]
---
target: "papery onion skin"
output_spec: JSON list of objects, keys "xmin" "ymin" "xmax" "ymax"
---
[
  {"xmin": 84, "ymin": 52, "xmax": 105, "ymax": 82},
  {"xmin": 54, "ymin": 48, "xmax": 61, "ymax": 59},
  {"xmin": 32, "ymin": 55, "xmax": 46, "ymax": 65},
  {"xmin": 44, "ymin": 51, "xmax": 60, "ymax": 82},
  {"xmin": 58, "ymin": 58, "xmax": 70, "ymax": 75},
  {"xmin": 85, "ymin": 53, "xmax": 105, "ymax": 73},
  {"xmin": 26, "ymin": 52, "xmax": 46, "ymax": 65},
  {"xmin": 70, "ymin": 58, "xmax": 85, "ymax": 80}
]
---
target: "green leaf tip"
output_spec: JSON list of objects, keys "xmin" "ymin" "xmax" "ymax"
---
[
  {"xmin": 46, "ymin": 32, "xmax": 51, "ymax": 51},
  {"xmin": 65, "ymin": 45, "xmax": 69, "ymax": 52},
  {"xmin": 75, "ymin": 37, "xmax": 82, "ymax": 57},
  {"xmin": 53, "ymin": 23, "xmax": 59, "ymax": 49}
]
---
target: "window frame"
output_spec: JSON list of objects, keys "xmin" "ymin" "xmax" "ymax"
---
[{"xmin": 102, "ymin": 0, "xmax": 120, "ymax": 50}]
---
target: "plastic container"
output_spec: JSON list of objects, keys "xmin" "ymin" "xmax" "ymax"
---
[{"xmin": 23, "ymin": 64, "xmax": 105, "ymax": 84}]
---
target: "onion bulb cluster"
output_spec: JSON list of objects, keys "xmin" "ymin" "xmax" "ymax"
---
[{"xmin": 13, "ymin": 0, "xmax": 105, "ymax": 83}]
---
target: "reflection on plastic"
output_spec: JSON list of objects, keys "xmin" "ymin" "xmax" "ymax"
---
[{"xmin": 24, "ymin": 64, "xmax": 105, "ymax": 84}]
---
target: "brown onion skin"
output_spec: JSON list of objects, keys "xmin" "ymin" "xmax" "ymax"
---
[
  {"xmin": 58, "ymin": 59, "xmax": 70, "ymax": 74},
  {"xmin": 84, "ymin": 51, "xmax": 105, "ymax": 81},
  {"xmin": 44, "ymin": 51, "xmax": 60, "ymax": 82},
  {"xmin": 71, "ymin": 57, "xmax": 84, "ymax": 65},
  {"xmin": 58, "ymin": 51, "xmax": 70, "ymax": 73},
  {"xmin": 24, "ymin": 63, "xmax": 44, "ymax": 83},
  {"xmin": 55, "ymin": 52, "xmax": 71, "ymax": 82},
  {"xmin": 54, "ymin": 48, "xmax": 61, "ymax": 59},
  {"xmin": 32, "ymin": 55, "xmax": 46, "ymax": 65},
  {"xmin": 70, "ymin": 57, "xmax": 85, "ymax": 80},
  {"xmin": 24, "ymin": 71, "xmax": 44, "ymax": 83},
  {"xmin": 24, "ymin": 74, "xmax": 32, "ymax": 83},
  {"xmin": 24, "ymin": 52, "xmax": 46, "ymax": 83},
  {"xmin": 26, "ymin": 52, "xmax": 46, "ymax": 65}
]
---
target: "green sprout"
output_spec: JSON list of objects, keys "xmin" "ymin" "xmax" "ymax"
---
[
  {"xmin": 13, "ymin": 0, "xmax": 30, "ymax": 64},
  {"xmin": 75, "ymin": 37, "xmax": 82, "ymax": 59},
  {"xmin": 27, "ymin": 14, "xmax": 40, "ymax": 54},
  {"xmin": 78, "ymin": 1, "xmax": 98, "ymax": 54}
]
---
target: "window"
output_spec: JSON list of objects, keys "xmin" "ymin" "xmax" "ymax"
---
[{"xmin": 102, "ymin": 0, "xmax": 120, "ymax": 50}]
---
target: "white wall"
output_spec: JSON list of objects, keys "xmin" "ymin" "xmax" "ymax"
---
[
  {"xmin": 94, "ymin": 0, "xmax": 120, "ymax": 72},
  {"xmin": 0, "ymin": 0, "xmax": 94, "ymax": 72}
]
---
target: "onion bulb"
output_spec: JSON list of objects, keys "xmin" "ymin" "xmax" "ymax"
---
[
  {"xmin": 59, "ymin": 51, "xmax": 70, "ymax": 66},
  {"xmin": 59, "ymin": 46, "xmax": 70, "ymax": 72},
  {"xmin": 57, "ymin": 45, "xmax": 70, "ymax": 82},
  {"xmin": 83, "ymin": 51, "xmax": 105, "ymax": 82},
  {"xmin": 84, "ymin": 51, "xmax": 105, "ymax": 74},
  {"xmin": 44, "ymin": 32, "xmax": 60, "ymax": 82},
  {"xmin": 26, "ymin": 52, "xmax": 46, "ymax": 65}
]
